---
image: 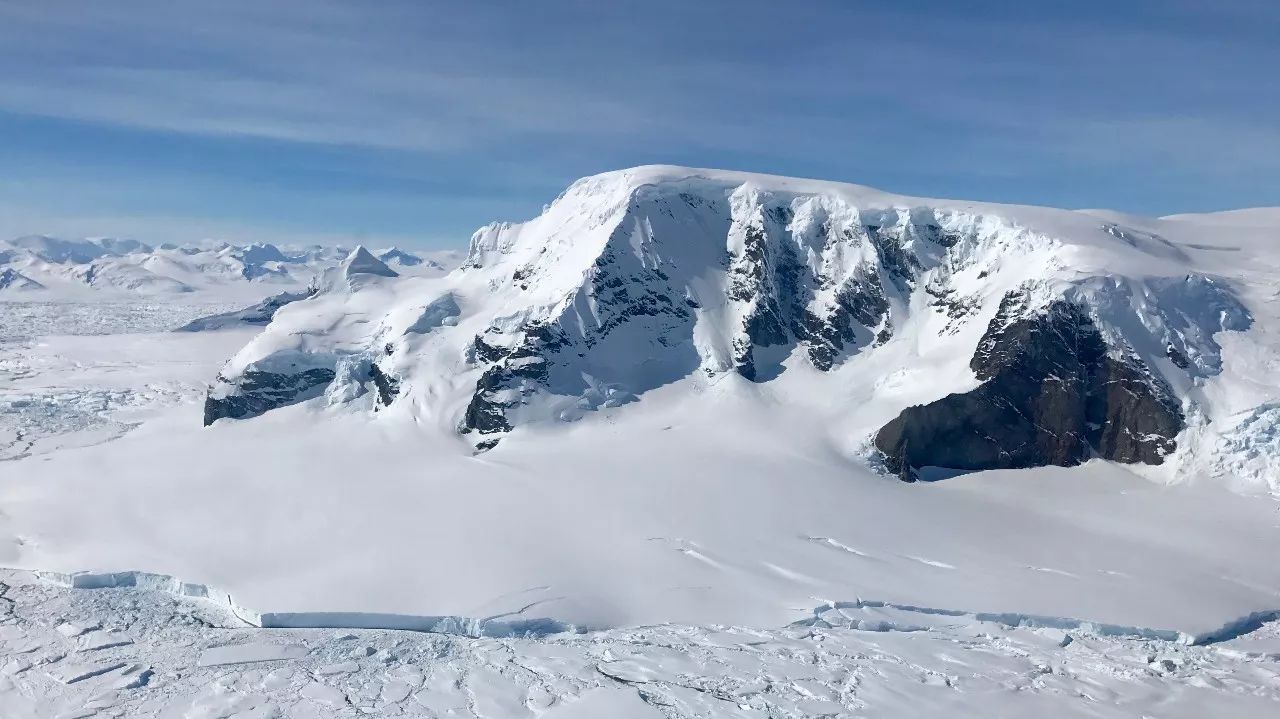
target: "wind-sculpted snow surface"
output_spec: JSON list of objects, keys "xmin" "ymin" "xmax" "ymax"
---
[{"xmin": 206, "ymin": 166, "xmax": 1267, "ymax": 485}]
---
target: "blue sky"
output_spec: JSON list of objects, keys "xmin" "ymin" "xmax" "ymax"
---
[{"xmin": 1, "ymin": 1, "xmax": 1276, "ymax": 249}]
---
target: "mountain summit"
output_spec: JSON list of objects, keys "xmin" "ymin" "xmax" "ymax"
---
[{"xmin": 343, "ymin": 245, "xmax": 399, "ymax": 278}]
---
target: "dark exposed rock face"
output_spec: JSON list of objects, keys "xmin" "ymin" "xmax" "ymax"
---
[
  {"xmin": 796, "ymin": 266, "xmax": 890, "ymax": 371},
  {"xmin": 461, "ymin": 324, "xmax": 561, "ymax": 438},
  {"xmin": 875, "ymin": 292, "xmax": 1184, "ymax": 479},
  {"xmin": 865, "ymin": 223, "xmax": 922, "ymax": 289},
  {"xmin": 583, "ymin": 241, "xmax": 693, "ymax": 346},
  {"xmin": 203, "ymin": 368, "xmax": 336, "ymax": 425},
  {"xmin": 726, "ymin": 211, "xmax": 913, "ymax": 380},
  {"xmin": 728, "ymin": 222, "xmax": 792, "ymax": 381},
  {"xmin": 368, "ymin": 363, "xmax": 401, "ymax": 407}
]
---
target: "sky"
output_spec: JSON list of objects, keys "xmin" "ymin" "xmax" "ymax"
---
[{"xmin": 1, "ymin": 0, "xmax": 1277, "ymax": 250}]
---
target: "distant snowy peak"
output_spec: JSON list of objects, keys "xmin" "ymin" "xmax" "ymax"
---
[
  {"xmin": 222, "ymin": 242, "xmax": 291, "ymax": 267},
  {"xmin": 307, "ymin": 246, "xmax": 400, "ymax": 296},
  {"xmin": 0, "ymin": 236, "xmax": 459, "ymax": 298},
  {"xmin": 344, "ymin": 246, "xmax": 399, "ymax": 278},
  {"xmin": 204, "ymin": 166, "xmax": 1274, "ymax": 487},
  {"xmin": 6, "ymin": 235, "xmax": 121, "ymax": 264},
  {"xmin": 0, "ymin": 267, "xmax": 44, "ymax": 292},
  {"xmin": 376, "ymin": 247, "xmax": 426, "ymax": 267}
]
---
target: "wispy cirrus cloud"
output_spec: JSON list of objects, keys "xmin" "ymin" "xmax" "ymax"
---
[{"xmin": 0, "ymin": 0, "xmax": 1275, "ymax": 246}]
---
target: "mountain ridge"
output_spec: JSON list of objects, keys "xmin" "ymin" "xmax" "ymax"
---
[{"xmin": 0, "ymin": 236, "xmax": 461, "ymax": 299}]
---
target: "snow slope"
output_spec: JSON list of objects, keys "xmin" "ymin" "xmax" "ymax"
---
[{"xmin": 1, "ymin": 167, "xmax": 1278, "ymax": 650}]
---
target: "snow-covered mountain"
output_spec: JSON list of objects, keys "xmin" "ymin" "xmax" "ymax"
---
[
  {"xmin": 378, "ymin": 246, "xmax": 451, "ymax": 270},
  {"xmin": 0, "ymin": 235, "xmax": 462, "ymax": 299},
  {"xmin": 205, "ymin": 166, "xmax": 1277, "ymax": 489}
]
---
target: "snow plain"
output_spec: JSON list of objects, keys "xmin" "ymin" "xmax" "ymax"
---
[{"xmin": 1, "ymin": 170, "xmax": 1279, "ymax": 716}]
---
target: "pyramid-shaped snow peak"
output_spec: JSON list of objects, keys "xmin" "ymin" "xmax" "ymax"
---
[
  {"xmin": 343, "ymin": 245, "xmax": 399, "ymax": 278},
  {"xmin": 202, "ymin": 166, "xmax": 1272, "ymax": 487}
]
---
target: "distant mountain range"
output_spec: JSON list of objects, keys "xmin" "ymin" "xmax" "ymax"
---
[{"xmin": 0, "ymin": 235, "xmax": 462, "ymax": 298}]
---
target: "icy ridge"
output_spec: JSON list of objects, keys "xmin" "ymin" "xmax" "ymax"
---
[
  {"xmin": 798, "ymin": 598, "xmax": 1191, "ymax": 644},
  {"xmin": 26, "ymin": 566, "xmax": 1278, "ymax": 646},
  {"xmin": 0, "ymin": 235, "xmax": 458, "ymax": 299},
  {"xmin": 32, "ymin": 569, "xmax": 582, "ymax": 638}
]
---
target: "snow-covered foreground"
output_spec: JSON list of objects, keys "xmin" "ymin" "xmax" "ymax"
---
[
  {"xmin": 4, "ymin": 371, "xmax": 1280, "ymax": 638},
  {"xmin": 2, "ymin": 301, "xmax": 1279, "ymax": 716},
  {"xmin": 2, "ymin": 569, "xmax": 1279, "ymax": 719}
]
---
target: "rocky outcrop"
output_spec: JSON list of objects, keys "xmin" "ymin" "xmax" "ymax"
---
[
  {"xmin": 367, "ymin": 363, "xmax": 401, "ymax": 407},
  {"xmin": 461, "ymin": 325, "xmax": 563, "ymax": 440},
  {"xmin": 203, "ymin": 367, "xmax": 337, "ymax": 425},
  {"xmin": 795, "ymin": 262, "xmax": 891, "ymax": 370},
  {"xmin": 874, "ymin": 291, "xmax": 1184, "ymax": 479},
  {"xmin": 727, "ymin": 217, "xmax": 793, "ymax": 381},
  {"xmin": 204, "ymin": 351, "xmax": 405, "ymax": 425}
]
